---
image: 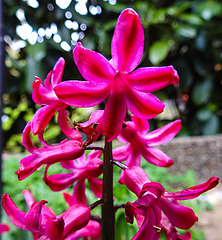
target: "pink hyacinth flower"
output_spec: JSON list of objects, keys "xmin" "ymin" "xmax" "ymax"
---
[
  {"xmin": 124, "ymin": 166, "xmax": 219, "ymax": 240},
  {"xmin": 15, "ymin": 122, "xmax": 84, "ymax": 180},
  {"xmin": 2, "ymin": 191, "xmax": 91, "ymax": 240},
  {"xmin": 44, "ymin": 150, "xmax": 103, "ymax": 205},
  {"xmin": 0, "ymin": 223, "xmax": 10, "ymax": 234},
  {"xmin": 74, "ymin": 110, "xmax": 104, "ymax": 147},
  {"xmin": 54, "ymin": 8, "xmax": 179, "ymax": 142},
  {"xmin": 63, "ymin": 191, "xmax": 101, "ymax": 240},
  {"xmin": 32, "ymin": 57, "xmax": 68, "ymax": 134},
  {"xmin": 113, "ymin": 116, "xmax": 181, "ymax": 183}
]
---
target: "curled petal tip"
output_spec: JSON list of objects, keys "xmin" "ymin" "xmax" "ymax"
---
[
  {"xmin": 33, "ymin": 78, "xmax": 42, "ymax": 88},
  {"xmin": 171, "ymin": 66, "xmax": 179, "ymax": 85}
]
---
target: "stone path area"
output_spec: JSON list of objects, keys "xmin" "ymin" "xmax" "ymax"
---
[{"xmin": 198, "ymin": 188, "xmax": 222, "ymax": 240}]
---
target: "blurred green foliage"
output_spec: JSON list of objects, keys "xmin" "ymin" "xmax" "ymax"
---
[{"xmin": 2, "ymin": 0, "xmax": 222, "ymax": 152}]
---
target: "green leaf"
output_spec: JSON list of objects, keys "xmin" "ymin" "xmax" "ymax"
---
[
  {"xmin": 196, "ymin": 107, "xmax": 213, "ymax": 122},
  {"xmin": 198, "ymin": 1, "xmax": 222, "ymax": 20},
  {"xmin": 202, "ymin": 114, "xmax": 220, "ymax": 135},
  {"xmin": 180, "ymin": 13, "xmax": 203, "ymax": 25},
  {"xmin": 176, "ymin": 25, "xmax": 197, "ymax": 39},
  {"xmin": 149, "ymin": 41, "xmax": 169, "ymax": 65},
  {"xmin": 192, "ymin": 77, "xmax": 212, "ymax": 105}
]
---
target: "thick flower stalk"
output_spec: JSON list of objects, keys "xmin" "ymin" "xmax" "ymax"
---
[
  {"xmin": 123, "ymin": 166, "xmax": 219, "ymax": 240},
  {"xmin": 54, "ymin": 8, "xmax": 179, "ymax": 142}
]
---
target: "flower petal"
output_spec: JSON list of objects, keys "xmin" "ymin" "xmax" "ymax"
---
[
  {"xmin": 54, "ymin": 81, "xmax": 110, "ymax": 108},
  {"xmin": 132, "ymin": 206, "xmax": 161, "ymax": 240},
  {"xmin": 51, "ymin": 57, "xmax": 65, "ymax": 87},
  {"xmin": 31, "ymin": 103, "xmax": 66, "ymax": 134},
  {"xmin": 62, "ymin": 204, "xmax": 91, "ymax": 238},
  {"xmin": 0, "ymin": 224, "xmax": 10, "ymax": 234},
  {"xmin": 2, "ymin": 193, "xmax": 26, "ymax": 230},
  {"xmin": 25, "ymin": 200, "xmax": 47, "ymax": 232},
  {"xmin": 164, "ymin": 176, "xmax": 219, "ymax": 200},
  {"xmin": 112, "ymin": 145, "xmax": 131, "ymax": 161},
  {"xmin": 88, "ymin": 177, "xmax": 103, "ymax": 199},
  {"xmin": 58, "ymin": 109, "xmax": 82, "ymax": 140},
  {"xmin": 111, "ymin": 8, "xmax": 144, "ymax": 72},
  {"xmin": 63, "ymin": 192, "xmax": 74, "ymax": 207},
  {"xmin": 158, "ymin": 197, "xmax": 198, "ymax": 229},
  {"xmin": 73, "ymin": 180, "xmax": 87, "ymax": 205},
  {"xmin": 15, "ymin": 140, "xmax": 84, "ymax": 180},
  {"xmin": 22, "ymin": 190, "xmax": 35, "ymax": 208},
  {"xmin": 44, "ymin": 172, "xmax": 77, "ymax": 191},
  {"xmin": 131, "ymin": 115, "xmax": 149, "ymax": 134},
  {"xmin": 141, "ymin": 147, "xmax": 174, "ymax": 167},
  {"xmin": 22, "ymin": 122, "xmax": 37, "ymax": 153},
  {"xmin": 124, "ymin": 166, "xmax": 150, "ymax": 197},
  {"xmin": 102, "ymin": 75, "xmax": 126, "ymax": 142},
  {"xmin": 73, "ymin": 42, "xmax": 115, "ymax": 83},
  {"xmin": 65, "ymin": 220, "xmax": 101, "ymax": 240},
  {"xmin": 44, "ymin": 217, "xmax": 64, "ymax": 240},
  {"xmin": 125, "ymin": 87, "xmax": 165, "ymax": 119},
  {"xmin": 145, "ymin": 119, "xmax": 181, "ymax": 146},
  {"xmin": 127, "ymin": 66, "xmax": 179, "ymax": 92},
  {"xmin": 32, "ymin": 78, "xmax": 58, "ymax": 105}
]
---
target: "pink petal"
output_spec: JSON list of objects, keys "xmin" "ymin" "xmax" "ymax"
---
[
  {"xmin": 44, "ymin": 217, "xmax": 64, "ymax": 240},
  {"xmin": 44, "ymin": 172, "xmax": 77, "ymax": 191},
  {"xmin": 51, "ymin": 57, "xmax": 65, "ymax": 87},
  {"xmin": 132, "ymin": 206, "xmax": 161, "ymax": 240},
  {"xmin": 164, "ymin": 176, "xmax": 219, "ymax": 200},
  {"xmin": 54, "ymin": 81, "xmax": 110, "ymax": 108},
  {"xmin": 145, "ymin": 119, "xmax": 181, "ymax": 146},
  {"xmin": 141, "ymin": 147, "xmax": 174, "ymax": 167},
  {"xmin": 112, "ymin": 145, "xmax": 131, "ymax": 161},
  {"xmin": 25, "ymin": 200, "xmax": 47, "ymax": 232},
  {"xmin": 125, "ymin": 87, "xmax": 165, "ymax": 119},
  {"xmin": 22, "ymin": 122, "xmax": 37, "ymax": 153},
  {"xmin": 158, "ymin": 197, "xmax": 198, "ymax": 229},
  {"xmin": 111, "ymin": 8, "xmax": 144, "ymax": 72},
  {"xmin": 131, "ymin": 115, "xmax": 149, "ymax": 134},
  {"xmin": 80, "ymin": 110, "xmax": 103, "ymax": 127},
  {"xmin": 32, "ymin": 78, "xmax": 58, "ymax": 105},
  {"xmin": 124, "ymin": 166, "xmax": 150, "ymax": 197},
  {"xmin": 102, "ymin": 75, "xmax": 126, "ymax": 142},
  {"xmin": 22, "ymin": 190, "xmax": 35, "ymax": 208},
  {"xmin": 88, "ymin": 177, "xmax": 103, "ymax": 199},
  {"xmin": 58, "ymin": 109, "xmax": 82, "ymax": 140},
  {"xmin": 15, "ymin": 140, "xmax": 84, "ymax": 180},
  {"xmin": 31, "ymin": 103, "xmax": 66, "ymax": 134},
  {"xmin": 126, "ymin": 66, "xmax": 179, "ymax": 92},
  {"xmin": 65, "ymin": 220, "xmax": 101, "ymax": 240},
  {"xmin": 118, "ymin": 147, "xmax": 141, "ymax": 184},
  {"xmin": 73, "ymin": 42, "xmax": 115, "ymax": 83},
  {"xmin": 62, "ymin": 204, "xmax": 91, "ymax": 238},
  {"xmin": 63, "ymin": 192, "xmax": 75, "ymax": 207},
  {"xmin": 0, "ymin": 224, "xmax": 10, "ymax": 233},
  {"xmin": 73, "ymin": 180, "xmax": 87, "ymax": 205},
  {"xmin": 2, "ymin": 193, "xmax": 26, "ymax": 230}
]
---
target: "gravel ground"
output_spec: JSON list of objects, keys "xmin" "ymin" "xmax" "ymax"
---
[{"xmin": 198, "ymin": 188, "xmax": 222, "ymax": 240}]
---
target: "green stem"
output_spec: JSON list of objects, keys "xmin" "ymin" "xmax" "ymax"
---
[{"xmin": 101, "ymin": 140, "xmax": 115, "ymax": 240}]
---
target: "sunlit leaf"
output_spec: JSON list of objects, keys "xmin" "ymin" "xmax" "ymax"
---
[{"xmin": 149, "ymin": 41, "xmax": 169, "ymax": 65}]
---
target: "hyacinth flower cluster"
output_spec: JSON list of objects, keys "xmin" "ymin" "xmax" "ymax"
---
[{"xmin": 2, "ymin": 8, "xmax": 219, "ymax": 240}]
